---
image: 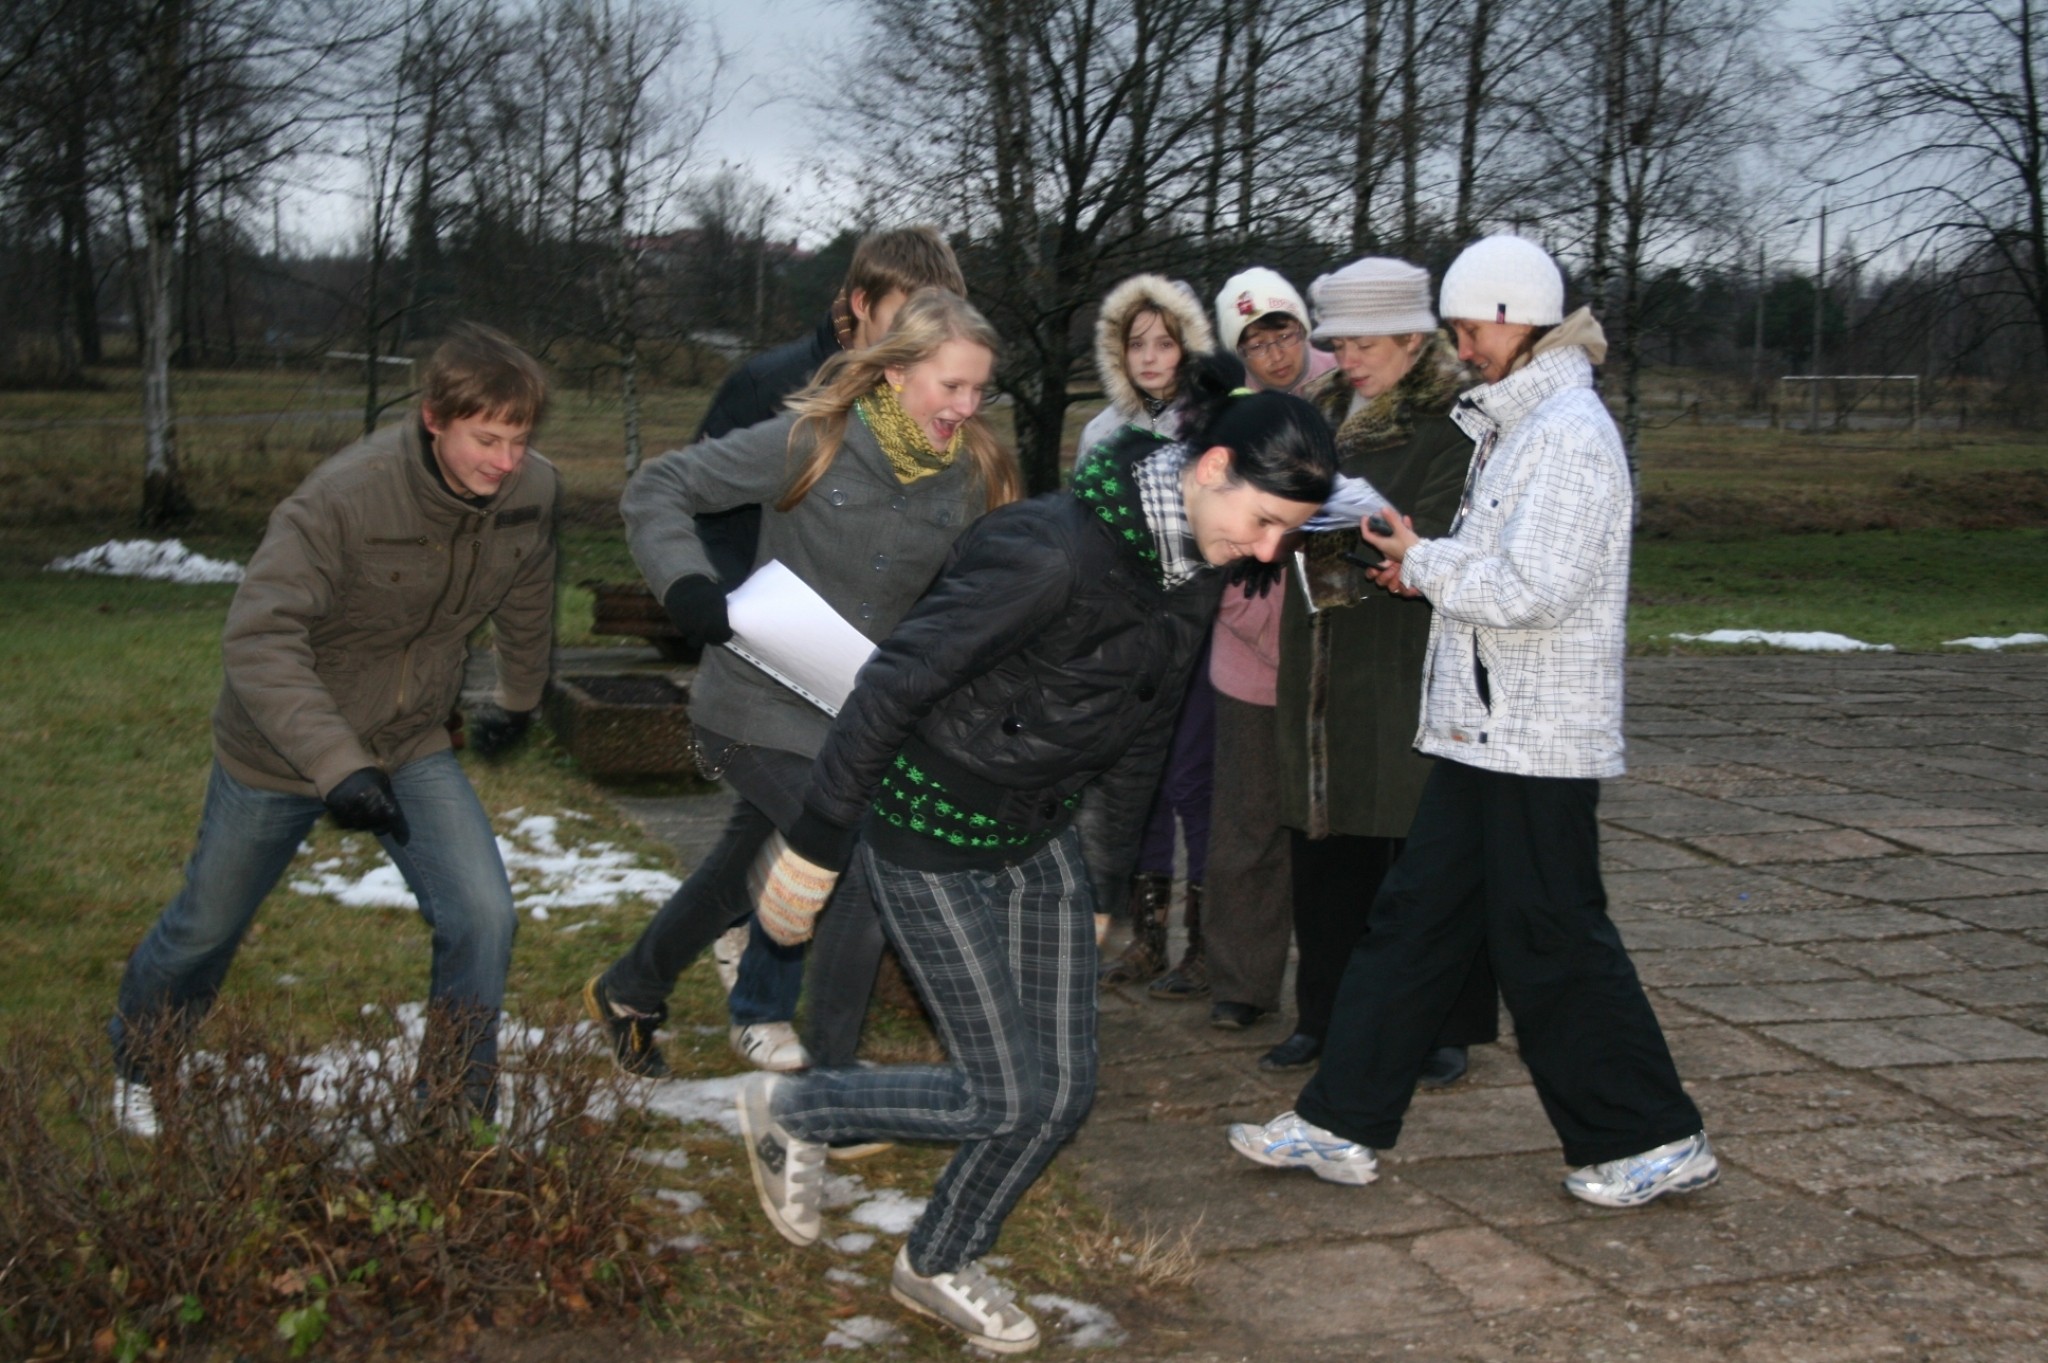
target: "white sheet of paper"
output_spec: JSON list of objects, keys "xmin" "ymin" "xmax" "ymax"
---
[{"xmin": 721, "ymin": 559, "xmax": 878, "ymax": 716}]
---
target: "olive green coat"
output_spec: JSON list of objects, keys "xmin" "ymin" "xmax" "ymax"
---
[{"xmin": 1275, "ymin": 338, "xmax": 1473, "ymax": 838}]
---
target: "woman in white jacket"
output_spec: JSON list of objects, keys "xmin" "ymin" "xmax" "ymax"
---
[{"xmin": 1229, "ymin": 236, "xmax": 1717, "ymax": 1209}]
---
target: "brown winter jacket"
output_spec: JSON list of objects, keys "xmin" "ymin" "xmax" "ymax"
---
[
  {"xmin": 1275, "ymin": 335, "xmax": 1472, "ymax": 838},
  {"xmin": 211, "ymin": 419, "xmax": 559, "ymax": 798}
]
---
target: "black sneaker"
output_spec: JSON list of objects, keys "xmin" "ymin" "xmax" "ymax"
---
[
  {"xmin": 583, "ymin": 975, "xmax": 670, "ymax": 1079},
  {"xmin": 1417, "ymin": 1045, "xmax": 1469, "ymax": 1090},
  {"xmin": 1209, "ymin": 1001, "xmax": 1267, "ymax": 1030},
  {"xmin": 1258, "ymin": 1031, "xmax": 1322, "ymax": 1071}
]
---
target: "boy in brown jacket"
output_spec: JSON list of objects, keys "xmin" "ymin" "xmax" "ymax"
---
[{"xmin": 108, "ymin": 324, "xmax": 559, "ymax": 1135}]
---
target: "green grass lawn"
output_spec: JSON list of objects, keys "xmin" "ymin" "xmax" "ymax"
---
[{"xmin": 1631, "ymin": 527, "xmax": 2048, "ymax": 653}]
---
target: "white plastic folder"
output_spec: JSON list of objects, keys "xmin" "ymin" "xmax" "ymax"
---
[{"xmin": 721, "ymin": 559, "xmax": 878, "ymax": 716}]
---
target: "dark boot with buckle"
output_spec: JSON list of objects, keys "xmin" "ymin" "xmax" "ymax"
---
[
  {"xmin": 1099, "ymin": 873, "xmax": 1170, "ymax": 987},
  {"xmin": 1148, "ymin": 881, "xmax": 1209, "ymax": 999}
]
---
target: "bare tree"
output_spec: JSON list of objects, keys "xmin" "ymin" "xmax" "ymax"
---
[
  {"xmin": 562, "ymin": 0, "xmax": 720, "ymax": 473},
  {"xmin": 1820, "ymin": 0, "xmax": 2048, "ymax": 361},
  {"xmin": 110, "ymin": 0, "xmax": 378, "ymax": 525}
]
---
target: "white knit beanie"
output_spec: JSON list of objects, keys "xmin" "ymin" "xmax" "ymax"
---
[
  {"xmin": 1309, "ymin": 258, "xmax": 1437, "ymax": 339},
  {"xmin": 1214, "ymin": 267, "xmax": 1311, "ymax": 354},
  {"xmin": 1439, "ymin": 235, "xmax": 1564, "ymax": 326}
]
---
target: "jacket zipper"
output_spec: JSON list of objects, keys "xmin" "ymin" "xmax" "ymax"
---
[{"xmin": 394, "ymin": 513, "xmax": 479, "ymax": 719}]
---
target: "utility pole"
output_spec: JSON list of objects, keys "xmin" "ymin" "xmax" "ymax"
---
[
  {"xmin": 1750, "ymin": 240, "xmax": 1764, "ymax": 410},
  {"xmin": 1809, "ymin": 200, "xmax": 1826, "ymax": 434}
]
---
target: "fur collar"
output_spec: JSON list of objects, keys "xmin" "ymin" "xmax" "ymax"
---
[
  {"xmin": 1313, "ymin": 333, "xmax": 1468, "ymax": 462},
  {"xmin": 1093, "ymin": 274, "xmax": 1216, "ymax": 420}
]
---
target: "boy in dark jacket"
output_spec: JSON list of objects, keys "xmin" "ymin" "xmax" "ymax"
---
[{"xmin": 108, "ymin": 324, "xmax": 558, "ymax": 1136}]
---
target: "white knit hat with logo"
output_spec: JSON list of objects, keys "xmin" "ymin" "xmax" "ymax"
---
[
  {"xmin": 1309, "ymin": 258, "xmax": 1438, "ymax": 338},
  {"xmin": 1214, "ymin": 267, "xmax": 1311, "ymax": 354},
  {"xmin": 1439, "ymin": 235, "xmax": 1565, "ymax": 326}
]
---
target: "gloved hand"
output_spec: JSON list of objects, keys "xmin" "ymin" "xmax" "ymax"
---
[
  {"xmin": 466, "ymin": 704, "xmax": 535, "ymax": 760},
  {"xmin": 661, "ymin": 574, "xmax": 734, "ymax": 649},
  {"xmin": 749, "ymin": 834, "xmax": 839, "ymax": 946},
  {"xmin": 1225, "ymin": 556, "xmax": 1284, "ymax": 599},
  {"xmin": 326, "ymin": 767, "xmax": 411, "ymax": 846}
]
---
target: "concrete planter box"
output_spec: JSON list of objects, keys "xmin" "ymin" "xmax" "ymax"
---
[
  {"xmin": 547, "ymin": 674, "xmax": 694, "ymax": 779},
  {"xmin": 585, "ymin": 580, "xmax": 697, "ymax": 662}
]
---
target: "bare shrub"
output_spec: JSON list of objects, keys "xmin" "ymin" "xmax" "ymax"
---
[{"xmin": 0, "ymin": 1001, "xmax": 673, "ymax": 1360}]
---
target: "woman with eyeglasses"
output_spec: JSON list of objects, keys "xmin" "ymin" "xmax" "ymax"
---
[
  {"xmin": 1214, "ymin": 266, "xmax": 1337, "ymax": 398},
  {"xmin": 1174, "ymin": 267, "xmax": 1341, "ymax": 1025}
]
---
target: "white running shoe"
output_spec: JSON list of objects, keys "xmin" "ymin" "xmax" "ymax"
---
[
  {"xmin": 1227, "ymin": 1109, "xmax": 1379, "ymax": 1185},
  {"xmin": 113, "ymin": 1078, "xmax": 160, "ymax": 1140},
  {"xmin": 889, "ymin": 1244, "xmax": 1040, "ymax": 1354},
  {"xmin": 730, "ymin": 1021, "xmax": 811, "ymax": 1072},
  {"xmin": 1564, "ymin": 1131, "xmax": 1720, "ymax": 1208},
  {"xmin": 712, "ymin": 924, "xmax": 749, "ymax": 995},
  {"xmin": 735, "ymin": 1073, "xmax": 826, "ymax": 1246}
]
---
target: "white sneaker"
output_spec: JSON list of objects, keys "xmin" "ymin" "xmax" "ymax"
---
[
  {"xmin": 730, "ymin": 1021, "xmax": 810, "ymax": 1072},
  {"xmin": 889, "ymin": 1244, "xmax": 1040, "ymax": 1354},
  {"xmin": 113, "ymin": 1078, "xmax": 159, "ymax": 1140},
  {"xmin": 1564, "ymin": 1131, "xmax": 1720, "ymax": 1208},
  {"xmin": 735, "ymin": 1072, "xmax": 826, "ymax": 1246},
  {"xmin": 712, "ymin": 924, "xmax": 748, "ymax": 995},
  {"xmin": 1227, "ymin": 1110, "xmax": 1379, "ymax": 1185}
]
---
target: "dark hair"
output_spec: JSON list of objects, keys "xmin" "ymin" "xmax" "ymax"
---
[{"xmin": 1177, "ymin": 351, "xmax": 1336, "ymax": 503}]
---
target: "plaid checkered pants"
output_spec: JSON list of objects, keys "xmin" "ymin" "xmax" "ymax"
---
[{"xmin": 774, "ymin": 828, "xmax": 1098, "ymax": 1274}]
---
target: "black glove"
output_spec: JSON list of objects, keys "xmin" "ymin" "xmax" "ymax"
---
[
  {"xmin": 325, "ymin": 767, "xmax": 412, "ymax": 846},
  {"xmin": 1225, "ymin": 556, "xmax": 1284, "ymax": 599},
  {"xmin": 661, "ymin": 574, "xmax": 734, "ymax": 648},
  {"xmin": 466, "ymin": 704, "xmax": 534, "ymax": 760}
]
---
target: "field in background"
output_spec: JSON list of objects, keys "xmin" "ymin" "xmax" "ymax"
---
[{"xmin": 5, "ymin": 363, "xmax": 2044, "ymax": 652}]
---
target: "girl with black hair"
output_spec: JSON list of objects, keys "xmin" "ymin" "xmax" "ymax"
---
[{"xmin": 730, "ymin": 356, "xmax": 1336, "ymax": 1354}]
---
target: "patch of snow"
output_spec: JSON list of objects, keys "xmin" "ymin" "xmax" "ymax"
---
[
  {"xmin": 658, "ymin": 1233, "xmax": 707, "ymax": 1253},
  {"xmin": 45, "ymin": 538, "xmax": 244, "ymax": 584},
  {"xmin": 285, "ymin": 810, "xmax": 680, "ymax": 916},
  {"xmin": 847, "ymin": 1190, "xmax": 927, "ymax": 1234},
  {"xmin": 639, "ymin": 1073, "xmax": 748, "ymax": 1135},
  {"xmin": 655, "ymin": 1189, "xmax": 705, "ymax": 1215},
  {"xmin": 831, "ymin": 1232, "xmax": 878, "ymax": 1254},
  {"xmin": 820, "ymin": 1170, "xmax": 870, "ymax": 1210},
  {"xmin": 1944, "ymin": 632, "xmax": 2048, "ymax": 651},
  {"xmin": 1668, "ymin": 629, "xmax": 1894, "ymax": 653},
  {"xmin": 1026, "ymin": 1294, "xmax": 1126, "ymax": 1350},
  {"xmin": 823, "ymin": 1316, "xmax": 904, "ymax": 1350},
  {"xmin": 825, "ymin": 1268, "xmax": 867, "ymax": 1286},
  {"xmin": 630, "ymin": 1147, "xmax": 690, "ymax": 1171}
]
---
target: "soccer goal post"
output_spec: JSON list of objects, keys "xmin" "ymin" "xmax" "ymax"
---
[{"xmin": 1777, "ymin": 374, "xmax": 1921, "ymax": 432}]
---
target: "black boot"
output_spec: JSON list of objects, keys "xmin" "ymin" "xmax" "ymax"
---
[
  {"xmin": 1099, "ymin": 873, "xmax": 1170, "ymax": 986},
  {"xmin": 1148, "ymin": 881, "xmax": 1209, "ymax": 999}
]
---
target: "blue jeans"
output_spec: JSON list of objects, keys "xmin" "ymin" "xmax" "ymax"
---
[
  {"xmin": 602, "ymin": 729, "xmax": 885, "ymax": 1065},
  {"xmin": 110, "ymin": 753, "xmax": 517, "ymax": 1103},
  {"xmin": 729, "ymin": 915, "xmax": 804, "ymax": 1026},
  {"xmin": 775, "ymin": 829, "xmax": 1098, "ymax": 1274}
]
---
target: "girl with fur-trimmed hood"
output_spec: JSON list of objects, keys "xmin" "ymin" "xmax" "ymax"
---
[
  {"xmin": 1076, "ymin": 273, "xmax": 1223, "ymax": 989},
  {"xmin": 1077, "ymin": 274, "xmax": 1216, "ymax": 456}
]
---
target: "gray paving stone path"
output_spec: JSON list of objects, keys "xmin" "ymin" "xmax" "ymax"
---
[
  {"xmin": 574, "ymin": 648, "xmax": 2048, "ymax": 1360},
  {"xmin": 1074, "ymin": 653, "xmax": 2048, "ymax": 1362}
]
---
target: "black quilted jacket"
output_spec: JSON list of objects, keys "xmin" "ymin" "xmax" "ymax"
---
[{"xmin": 788, "ymin": 438, "xmax": 1223, "ymax": 888}]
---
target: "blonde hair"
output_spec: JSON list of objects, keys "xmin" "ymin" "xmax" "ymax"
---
[{"xmin": 778, "ymin": 289, "xmax": 1021, "ymax": 513}]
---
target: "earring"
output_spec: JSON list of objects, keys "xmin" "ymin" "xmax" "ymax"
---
[{"xmin": 891, "ymin": 382, "xmax": 903, "ymax": 393}]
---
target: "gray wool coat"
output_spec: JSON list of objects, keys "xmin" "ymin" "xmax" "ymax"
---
[{"xmin": 623, "ymin": 409, "xmax": 988, "ymax": 759}]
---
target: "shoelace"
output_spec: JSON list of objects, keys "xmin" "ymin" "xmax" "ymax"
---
[
  {"xmin": 947, "ymin": 1262, "xmax": 1017, "ymax": 1313},
  {"xmin": 787, "ymin": 1141, "xmax": 826, "ymax": 1209}
]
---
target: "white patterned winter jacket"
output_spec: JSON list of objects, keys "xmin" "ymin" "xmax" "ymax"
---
[{"xmin": 1399, "ymin": 342, "xmax": 1631, "ymax": 779}]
